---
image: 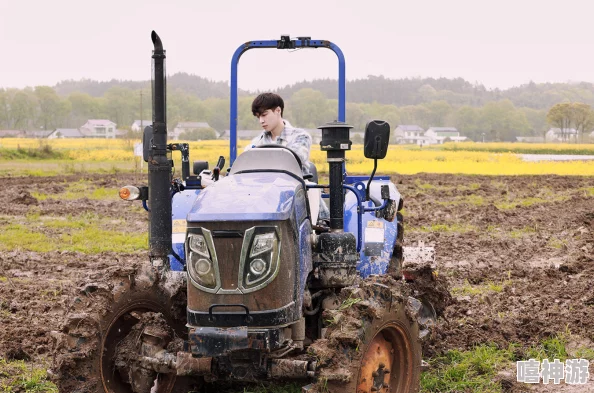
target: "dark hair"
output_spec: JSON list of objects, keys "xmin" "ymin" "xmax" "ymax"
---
[{"xmin": 252, "ymin": 93, "xmax": 284, "ymax": 117}]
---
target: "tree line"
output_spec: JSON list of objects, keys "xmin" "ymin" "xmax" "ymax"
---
[{"xmin": 1, "ymin": 74, "xmax": 594, "ymax": 142}]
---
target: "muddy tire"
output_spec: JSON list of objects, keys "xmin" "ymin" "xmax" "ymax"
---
[
  {"xmin": 310, "ymin": 277, "xmax": 422, "ymax": 393},
  {"xmin": 51, "ymin": 263, "xmax": 193, "ymax": 393}
]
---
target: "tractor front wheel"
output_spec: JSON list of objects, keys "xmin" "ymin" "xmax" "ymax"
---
[
  {"xmin": 311, "ymin": 278, "xmax": 422, "ymax": 393},
  {"xmin": 51, "ymin": 263, "xmax": 194, "ymax": 393}
]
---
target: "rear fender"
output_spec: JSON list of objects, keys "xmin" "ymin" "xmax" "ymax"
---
[{"xmin": 343, "ymin": 179, "xmax": 401, "ymax": 278}]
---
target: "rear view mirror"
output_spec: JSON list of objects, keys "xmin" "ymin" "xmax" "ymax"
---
[
  {"xmin": 142, "ymin": 125, "xmax": 153, "ymax": 162},
  {"xmin": 364, "ymin": 121, "xmax": 390, "ymax": 159},
  {"xmin": 193, "ymin": 161, "xmax": 209, "ymax": 175}
]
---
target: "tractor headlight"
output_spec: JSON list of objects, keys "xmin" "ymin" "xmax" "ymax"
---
[
  {"xmin": 189, "ymin": 235, "xmax": 209, "ymax": 257},
  {"xmin": 239, "ymin": 227, "xmax": 281, "ymax": 293},
  {"xmin": 186, "ymin": 230, "xmax": 220, "ymax": 293}
]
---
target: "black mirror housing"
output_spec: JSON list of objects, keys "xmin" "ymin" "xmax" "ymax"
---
[
  {"xmin": 193, "ymin": 160, "xmax": 209, "ymax": 175},
  {"xmin": 364, "ymin": 120, "xmax": 390, "ymax": 159},
  {"xmin": 142, "ymin": 125, "xmax": 153, "ymax": 162}
]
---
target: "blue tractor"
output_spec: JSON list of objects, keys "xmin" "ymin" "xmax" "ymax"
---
[{"xmin": 52, "ymin": 32, "xmax": 438, "ymax": 393}]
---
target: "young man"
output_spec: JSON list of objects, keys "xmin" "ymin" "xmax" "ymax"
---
[
  {"xmin": 246, "ymin": 92, "xmax": 329, "ymax": 220},
  {"xmin": 246, "ymin": 92, "xmax": 312, "ymax": 166}
]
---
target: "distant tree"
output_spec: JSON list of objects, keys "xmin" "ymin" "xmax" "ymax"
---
[
  {"xmin": 68, "ymin": 92, "xmax": 104, "ymax": 126},
  {"xmin": 7, "ymin": 89, "xmax": 35, "ymax": 130},
  {"xmin": 179, "ymin": 127, "xmax": 217, "ymax": 141},
  {"xmin": 351, "ymin": 133, "xmax": 363, "ymax": 144},
  {"xmin": 36, "ymin": 86, "xmax": 60, "ymax": 130},
  {"xmin": 479, "ymin": 100, "xmax": 529, "ymax": 141},
  {"xmin": 0, "ymin": 89, "xmax": 8, "ymax": 128},
  {"xmin": 571, "ymin": 102, "xmax": 594, "ymax": 143},
  {"xmin": 546, "ymin": 103, "xmax": 573, "ymax": 142},
  {"xmin": 423, "ymin": 100, "xmax": 452, "ymax": 127},
  {"xmin": 289, "ymin": 88, "xmax": 330, "ymax": 128},
  {"xmin": 104, "ymin": 86, "xmax": 135, "ymax": 127},
  {"xmin": 452, "ymin": 106, "xmax": 479, "ymax": 139},
  {"xmin": 204, "ymin": 98, "xmax": 229, "ymax": 132},
  {"xmin": 521, "ymin": 107, "xmax": 548, "ymax": 136}
]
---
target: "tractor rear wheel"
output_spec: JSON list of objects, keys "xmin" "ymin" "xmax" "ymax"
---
[
  {"xmin": 311, "ymin": 278, "xmax": 422, "ymax": 393},
  {"xmin": 51, "ymin": 263, "xmax": 194, "ymax": 393}
]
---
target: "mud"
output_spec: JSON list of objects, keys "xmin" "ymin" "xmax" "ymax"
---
[{"xmin": 1, "ymin": 173, "xmax": 593, "ymax": 391}]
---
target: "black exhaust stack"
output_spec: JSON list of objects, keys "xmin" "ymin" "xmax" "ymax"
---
[
  {"xmin": 149, "ymin": 31, "xmax": 172, "ymax": 267},
  {"xmin": 318, "ymin": 121, "xmax": 353, "ymax": 231},
  {"xmin": 313, "ymin": 121, "xmax": 358, "ymax": 289}
]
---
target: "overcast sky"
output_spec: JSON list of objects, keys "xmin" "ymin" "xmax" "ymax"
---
[{"xmin": 0, "ymin": 0, "xmax": 591, "ymax": 92}]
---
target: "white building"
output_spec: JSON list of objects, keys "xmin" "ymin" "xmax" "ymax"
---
[
  {"xmin": 394, "ymin": 125, "xmax": 426, "ymax": 145},
  {"xmin": 546, "ymin": 128, "xmax": 578, "ymax": 142},
  {"xmin": 80, "ymin": 119, "xmax": 117, "ymax": 139},
  {"xmin": 424, "ymin": 127, "xmax": 468, "ymax": 145},
  {"xmin": 47, "ymin": 128, "xmax": 84, "ymax": 139}
]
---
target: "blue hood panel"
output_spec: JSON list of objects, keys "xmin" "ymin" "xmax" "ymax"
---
[{"xmin": 187, "ymin": 172, "xmax": 301, "ymax": 222}]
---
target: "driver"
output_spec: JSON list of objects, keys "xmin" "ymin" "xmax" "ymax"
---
[
  {"xmin": 246, "ymin": 92, "xmax": 329, "ymax": 220},
  {"xmin": 246, "ymin": 92, "xmax": 312, "ymax": 167}
]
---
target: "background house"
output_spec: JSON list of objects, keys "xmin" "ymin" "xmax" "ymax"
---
[
  {"xmin": 47, "ymin": 128, "xmax": 84, "ymax": 139},
  {"xmin": 80, "ymin": 119, "xmax": 117, "ymax": 138},
  {"xmin": 0, "ymin": 130, "xmax": 25, "ymax": 138},
  {"xmin": 546, "ymin": 128, "xmax": 578, "ymax": 142},
  {"xmin": 131, "ymin": 120, "xmax": 152, "ymax": 132},
  {"xmin": 219, "ymin": 130, "xmax": 262, "ymax": 141},
  {"xmin": 515, "ymin": 136, "xmax": 545, "ymax": 143},
  {"xmin": 23, "ymin": 130, "xmax": 53, "ymax": 138},
  {"xmin": 424, "ymin": 127, "xmax": 467, "ymax": 144},
  {"xmin": 394, "ymin": 125, "xmax": 425, "ymax": 144}
]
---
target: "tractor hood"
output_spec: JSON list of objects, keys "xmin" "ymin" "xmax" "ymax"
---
[{"xmin": 187, "ymin": 172, "xmax": 302, "ymax": 222}]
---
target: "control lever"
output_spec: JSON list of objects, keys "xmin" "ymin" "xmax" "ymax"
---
[{"xmin": 212, "ymin": 156, "xmax": 226, "ymax": 181}]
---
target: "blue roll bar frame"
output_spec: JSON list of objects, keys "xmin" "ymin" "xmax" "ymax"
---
[{"xmin": 229, "ymin": 38, "xmax": 346, "ymax": 164}]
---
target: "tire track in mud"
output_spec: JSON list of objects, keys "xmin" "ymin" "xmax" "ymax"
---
[{"xmin": 1, "ymin": 173, "xmax": 593, "ymax": 390}]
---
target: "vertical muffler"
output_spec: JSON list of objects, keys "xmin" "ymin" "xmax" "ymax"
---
[{"xmin": 148, "ymin": 31, "xmax": 172, "ymax": 267}]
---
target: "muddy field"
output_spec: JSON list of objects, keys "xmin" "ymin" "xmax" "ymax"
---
[{"xmin": 1, "ymin": 173, "xmax": 593, "ymax": 392}]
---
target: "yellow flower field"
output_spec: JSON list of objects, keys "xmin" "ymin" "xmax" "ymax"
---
[{"xmin": 1, "ymin": 138, "xmax": 594, "ymax": 176}]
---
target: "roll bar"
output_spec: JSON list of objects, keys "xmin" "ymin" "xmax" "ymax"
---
[{"xmin": 229, "ymin": 36, "xmax": 346, "ymax": 164}]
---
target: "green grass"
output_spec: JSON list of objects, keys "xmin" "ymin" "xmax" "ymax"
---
[
  {"xmin": 414, "ymin": 223, "xmax": 476, "ymax": 233},
  {"xmin": 509, "ymin": 225, "xmax": 537, "ymax": 238},
  {"xmin": 338, "ymin": 295, "xmax": 362, "ymax": 311},
  {"xmin": 436, "ymin": 194, "xmax": 485, "ymax": 207},
  {"xmin": 0, "ymin": 144, "xmax": 63, "ymax": 160},
  {"xmin": 527, "ymin": 334, "xmax": 569, "ymax": 361},
  {"xmin": 414, "ymin": 179, "xmax": 437, "ymax": 190},
  {"xmin": 451, "ymin": 279, "xmax": 512, "ymax": 297},
  {"xmin": 495, "ymin": 189, "xmax": 571, "ymax": 210},
  {"xmin": 32, "ymin": 180, "xmax": 119, "ymax": 201},
  {"xmin": 0, "ymin": 215, "xmax": 147, "ymax": 253},
  {"xmin": 421, "ymin": 345, "xmax": 516, "ymax": 393},
  {"xmin": 547, "ymin": 237, "xmax": 566, "ymax": 249},
  {"xmin": 0, "ymin": 224, "xmax": 56, "ymax": 252},
  {"xmin": 0, "ymin": 358, "xmax": 57, "ymax": 393},
  {"xmin": 523, "ymin": 330, "xmax": 594, "ymax": 362},
  {"xmin": 0, "ymin": 160, "xmax": 137, "ymax": 177}
]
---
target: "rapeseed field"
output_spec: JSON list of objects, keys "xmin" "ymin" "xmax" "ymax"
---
[{"xmin": 1, "ymin": 138, "xmax": 594, "ymax": 176}]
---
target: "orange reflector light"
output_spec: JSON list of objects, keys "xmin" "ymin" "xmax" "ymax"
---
[
  {"xmin": 119, "ymin": 187, "xmax": 131, "ymax": 200},
  {"xmin": 119, "ymin": 186, "xmax": 141, "ymax": 201}
]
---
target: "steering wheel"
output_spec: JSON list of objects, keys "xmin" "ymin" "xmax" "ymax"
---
[{"xmin": 255, "ymin": 144, "xmax": 303, "ymax": 168}]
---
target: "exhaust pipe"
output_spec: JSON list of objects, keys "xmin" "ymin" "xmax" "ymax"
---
[{"xmin": 148, "ymin": 31, "xmax": 172, "ymax": 267}]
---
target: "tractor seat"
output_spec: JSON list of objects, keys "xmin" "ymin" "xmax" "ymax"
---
[{"xmin": 230, "ymin": 148, "xmax": 303, "ymax": 179}]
